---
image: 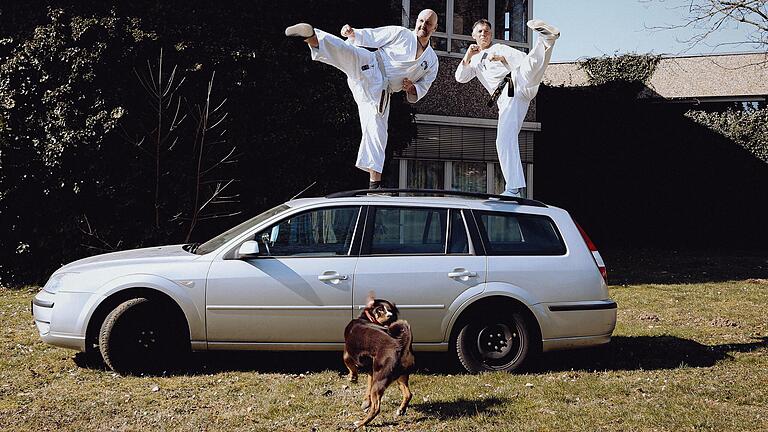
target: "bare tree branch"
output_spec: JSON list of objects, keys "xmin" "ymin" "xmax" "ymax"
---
[
  {"xmin": 643, "ymin": 0, "xmax": 767, "ymax": 58},
  {"xmin": 184, "ymin": 72, "xmax": 239, "ymax": 242},
  {"xmin": 78, "ymin": 214, "xmax": 122, "ymax": 252}
]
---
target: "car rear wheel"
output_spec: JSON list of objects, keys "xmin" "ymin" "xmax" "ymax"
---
[
  {"xmin": 99, "ymin": 297, "xmax": 188, "ymax": 375},
  {"xmin": 454, "ymin": 311, "xmax": 532, "ymax": 373}
]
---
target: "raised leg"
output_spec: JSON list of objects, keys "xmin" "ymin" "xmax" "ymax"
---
[
  {"xmin": 517, "ymin": 38, "xmax": 554, "ymax": 91},
  {"xmin": 309, "ymin": 29, "xmax": 370, "ymax": 79}
]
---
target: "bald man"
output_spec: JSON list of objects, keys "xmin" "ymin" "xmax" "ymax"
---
[{"xmin": 286, "ymin": 10, "xmax": 440, "ymax": 189}]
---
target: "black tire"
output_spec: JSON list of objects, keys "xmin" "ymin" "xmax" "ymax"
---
[
  {"xmin": 454, "ymin": 311, "xmax": 532, "ymax": 373},
  {"xmin": 99, "ymin": 297, "xmax": 189, "ymax": 375}
]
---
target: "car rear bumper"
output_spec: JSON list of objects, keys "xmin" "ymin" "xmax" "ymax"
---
[
  {"xmin": 542, "ymin": 332, "xmax": 613, "ymax": 352},
  {"xmin": 533, "ymin": 299, "xmax": 617, "ymax": 342}
]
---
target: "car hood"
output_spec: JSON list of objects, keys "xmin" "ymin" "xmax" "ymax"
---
[{"xmin": 58, "ymin": 244, "xmax": 198, "ymax": 273}]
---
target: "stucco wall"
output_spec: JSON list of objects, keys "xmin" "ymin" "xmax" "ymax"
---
[{"xmin": 412, "ymin": 56, "xmax": 536, "ymax": 122}]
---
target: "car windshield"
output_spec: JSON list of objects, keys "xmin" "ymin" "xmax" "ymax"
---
[{"xmin": 193, "ymin": 204, "xmax": 291, "ymax": 255}]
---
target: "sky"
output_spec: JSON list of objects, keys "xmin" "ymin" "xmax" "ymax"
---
[{"xmin": 534, "ymin": 0, "xmax": 765, "ymax": 62}]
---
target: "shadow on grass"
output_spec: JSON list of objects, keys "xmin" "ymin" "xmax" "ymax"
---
[
  {"xmin": 412, "ymin": 396, "xmax": 508, "ymax": 420},
  {"xmin": 533, "ymin": 335, "xmax": 768, "ymax": 373},
  {"xmin": 182, "ymin": 351, "xmax": 461, "ymax": 376},
  {"xmin": 74, "ymin": 335, "xmax": 767, "ymax": 376},
  {"xmin": 73, "ymin": 349, "xmax": 460, "ymax": 376}
]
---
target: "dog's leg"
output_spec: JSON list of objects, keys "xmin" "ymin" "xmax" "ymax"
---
[
  {"xmin": 395, "ymin": 374, "xmax": 413, "ymax": 417},
  {"xmin": 343, "ymin": 350, "xmax": 358, "ymax": 383},
  {"xmin": 361, "ymin": 373, "xmax": 373, "ymax": 411},
  {"xmin": 354, "ymin": 378, "xmax": 386, "ymax": 429}
]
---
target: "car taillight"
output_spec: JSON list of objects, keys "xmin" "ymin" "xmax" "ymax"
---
[{"xmin": 575, "ymin": 222, "xmax": 607, "ymax": 283}]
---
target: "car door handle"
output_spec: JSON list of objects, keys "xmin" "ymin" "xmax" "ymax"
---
[
  {"xmin": 318, "ymin": 272, "xmax": 349, "ymax": 282},
  {"xmin": 448, "ymin": 270, "xmax": 477, "ymax": 278}
]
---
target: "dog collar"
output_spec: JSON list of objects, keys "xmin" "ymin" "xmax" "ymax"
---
[{"xmin": 364, "ymin": 310, "xmax": 377, "ymax": 324}]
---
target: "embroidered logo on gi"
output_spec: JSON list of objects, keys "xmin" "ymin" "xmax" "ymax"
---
[
  {"xmin": 421, "ymin": 60, "xmax": 428, "ymax": 70},
  {"xmin": 479, "ymin": 52, "xmax": 488, "ymax": 71}
]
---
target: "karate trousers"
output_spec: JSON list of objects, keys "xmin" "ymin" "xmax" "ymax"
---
[
  {"xmin": 309, "ymin": 29, "xmax": 390, "ymax": 174},
  {"xmin": 496, "ymin": 38, "xmax": 554, "ymax": 194}
]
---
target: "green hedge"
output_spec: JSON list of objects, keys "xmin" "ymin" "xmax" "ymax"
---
[
  {"xmin": 578, "ymin": 53, "xmax": 662, "ymax": 85},
  {"xmin": 686, "ymin": 108, "xmax": 768, "ymax": 164}
]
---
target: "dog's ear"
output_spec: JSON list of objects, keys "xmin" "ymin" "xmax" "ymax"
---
[
  {"xmin": 366, "ymin": 291, "xmax": 376, "ymax": 308},
  {"xmin": 389, "ymin": 302, "xmax": 399, "ymax": 315}
]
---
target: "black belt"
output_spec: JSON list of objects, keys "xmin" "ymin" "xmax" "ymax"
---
[{"xmin": 488, "ymin": 73, "xmax": 514, "ymax": 107}]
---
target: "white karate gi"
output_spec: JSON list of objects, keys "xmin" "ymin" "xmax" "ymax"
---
[
  {"xmin": 310, "ymin": 27, "xmax": 439, "ymax": 173},
  {"xmin": 455, "ymin": 39, "xmax": 553, "ymax": 193}
]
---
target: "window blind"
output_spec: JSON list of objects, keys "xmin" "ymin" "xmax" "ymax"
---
[{"xmin": 399, "ymin": 124, "xmax": 534, "ymax": 163}]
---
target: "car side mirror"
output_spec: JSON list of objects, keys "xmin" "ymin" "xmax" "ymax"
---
[{"xmin": 237, "ymin": 240, "xmax": 261, "ymax": 259}]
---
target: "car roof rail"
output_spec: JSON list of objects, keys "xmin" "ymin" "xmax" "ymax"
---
[{"xmin": 324, "ymin": 188, "xmax": 548, "ymax": 207}]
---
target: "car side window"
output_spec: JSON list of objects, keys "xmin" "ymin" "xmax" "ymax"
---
[
  {"xmin": 369, "ymin": 207, "xmax": 447, "ymax": 255},
  {"xmin": 256, "ymin": 206, "xmax": 361, "ymax": 257},
  {"xmin": 477, "ymin": 211, "xmax": 566, "ymax": 255},
  {"xmin": 448, "ymin": 209, "xmax": 469, "ymax": 254}
]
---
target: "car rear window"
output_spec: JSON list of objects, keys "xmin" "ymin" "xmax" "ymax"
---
[{"xmin": 476, "ymin": 211, "xmax": 566, "ymax": 256}]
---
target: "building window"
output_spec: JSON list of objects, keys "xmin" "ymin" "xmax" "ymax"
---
[
  {"xmin": 407, "ymin": 159, "xmax": 445, "ymax": 189},
  {"xmin": 495, "ymin": 0, "xmax": 528, "ymax": 43},
  {"xmin": 404, "ymin": 0, "xmax": 530, "ymax": 56},
  {"xmin": 452, "ymin": 161, "xmax": 487, "ymax": 192},
  {"xmin": 452, "ymin": 0, "xmax": 487, "ymax": 37},
  {"xmin": 401, "ymin": 159, "xmax": 530, "ymax": 198}
]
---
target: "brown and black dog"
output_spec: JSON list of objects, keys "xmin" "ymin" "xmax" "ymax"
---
[{"xmin": 343, "ymin": 293, "xmax": 415, "ymax": 429}]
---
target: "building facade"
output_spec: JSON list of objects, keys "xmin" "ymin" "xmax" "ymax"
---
[
  {"xmin": 543, "ymin": 52, "xmax": 768, "ymax": 109},
  {"xmin": 391, "ymin": 0, "xmax": 539, "ymax": 197}
]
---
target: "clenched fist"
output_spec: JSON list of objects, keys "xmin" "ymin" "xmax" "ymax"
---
[
  {"xmin": 403, "ymin": 78, "xmax": 417, "ymax": 95},
  {"xmin": 463, "ymin": 43, "xmax": 482, "ymax": 65},
  {"xmin": 341, "ymin": 24, "xmax": 355, "ymax": 39}
]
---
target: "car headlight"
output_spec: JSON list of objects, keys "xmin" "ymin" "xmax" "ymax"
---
[{"xmin": 42, "ymin": 272, "xmax": 78, "ymax": 294}]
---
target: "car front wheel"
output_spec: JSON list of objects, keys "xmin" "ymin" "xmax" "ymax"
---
[
  {"xmin": 454, "ymin": 311, "xmax": 532, "ymax": 373},
  {"xmin": 99, "ymin": 297, "xmax": 188, "ymax": 375}
]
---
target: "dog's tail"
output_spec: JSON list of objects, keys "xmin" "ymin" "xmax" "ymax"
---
[
  {"xmin": 388, "ymin": 320, "xmax": 411, "ymax": 345},
  {"xmin": 389, "ymin": 320, "xmax": 415, "ymax": 370}
]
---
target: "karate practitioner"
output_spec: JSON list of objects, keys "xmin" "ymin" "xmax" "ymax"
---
[
  {"xmin": 455, "ymin": 18, "xmax": 559, "ymax": 197},
  {"xmin": 285, "ymin": 10, "xmax": 439, "ymax": 189}
]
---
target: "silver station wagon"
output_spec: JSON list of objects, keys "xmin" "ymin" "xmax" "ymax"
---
[{"xmin": 32, "ymin": 190, "xmax": 616, "ymax": 374}]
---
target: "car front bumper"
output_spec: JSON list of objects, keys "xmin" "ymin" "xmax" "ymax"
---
[{"xmin": 32, "ymin": 290, "xmax": 94, "ymax": 352}]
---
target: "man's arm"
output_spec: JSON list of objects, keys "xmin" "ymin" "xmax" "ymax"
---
[
  {"xmin": 455, "ymin": 44, "xmax": 480, "ymax": 83},
  {"xmin": 405, "ymin": 57, "xmax": 439, "ymax": 103},
  {"xmin": 496, "ymin": 45, "xmax": 527, "ymax": 73},
  {"xmin": 342, "ymin": 25, "xmax": 402, "ymax": 48}
]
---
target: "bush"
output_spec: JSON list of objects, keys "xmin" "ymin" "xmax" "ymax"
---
[
  {"xmin": 0, "ymin": 9, "xmax": 155, "ymax": 284},
  {"xmin": 0, "ymin": 1, "xmax": 416, "ymax": 285},
  {"xmin": 685, "ymin": 107, "xmax": 768, "ymax": 164}
]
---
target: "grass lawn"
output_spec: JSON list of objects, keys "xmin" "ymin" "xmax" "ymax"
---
[{"xmin": 2, "ymin": 278, "xmax": 766, "ymax": 431}]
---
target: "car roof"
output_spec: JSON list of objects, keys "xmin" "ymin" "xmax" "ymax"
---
[{"xmin": 286, "ymin": 193, "xmax": 563, "ymax": 214}]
